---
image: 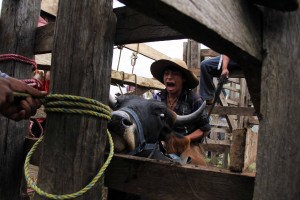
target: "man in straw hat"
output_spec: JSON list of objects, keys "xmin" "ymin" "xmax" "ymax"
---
[{"xmin": 151, "ymin": 58, "xmax": 211, "ymax": 143}]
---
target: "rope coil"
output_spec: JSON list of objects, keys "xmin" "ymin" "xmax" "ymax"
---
[{"xmin": 24, "ymin": 94, "xmax": 114, "ymax": 199}]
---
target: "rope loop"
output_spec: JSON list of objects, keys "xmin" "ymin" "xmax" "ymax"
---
[
  {"xmin": 0, "ymin": 54, "xmax": 37, "ymax": 71},
  {"xmin": 24, "ymin": 94, "xmax": 114, "ymax": 199}
]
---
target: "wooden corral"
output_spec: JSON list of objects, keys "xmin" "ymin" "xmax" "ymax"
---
[{"xmin": 0, "ymin": 0, "xmax": 299, "ymax": 200}]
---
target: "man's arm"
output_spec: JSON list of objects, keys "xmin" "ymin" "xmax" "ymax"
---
[
  {"xmin": 221, "ymin": 55, "xmax": 230, "ymax": 78},
  {"xmin": 185, "ymin": 129, "xmax": 209, "ymax": 142}
]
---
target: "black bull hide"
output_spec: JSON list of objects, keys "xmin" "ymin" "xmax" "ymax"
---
[{"xmin": 107, "ymin": 95, "xmax": 206, "ymax": 154}]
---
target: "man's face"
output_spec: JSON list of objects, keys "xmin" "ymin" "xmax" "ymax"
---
[{"xmin": 163, "ymin": 69, "xmax": 185, "ymax": 94}]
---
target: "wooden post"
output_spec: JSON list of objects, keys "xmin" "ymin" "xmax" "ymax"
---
[
  {"xmin": 229, "ymin": 129, "xmax": 247, "ymax": 172},
  {"xmin": 34, "ymin": 1, "xmax": 115, "ymax": 200},
  {"xmin": 0, "ymin": 1, "xmax": 41, "ymax": 199},
  {"xmin": 253, "ymin": 9, "xmax": 300, "ymax": 200}
]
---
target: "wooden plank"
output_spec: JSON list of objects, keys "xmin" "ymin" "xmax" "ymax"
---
[
  {"xmin": 253, "ymin": 9, "xmax": 300, "ymax": 200},
  {"xmin": 208, "ymin": 106, "xmax": 257, "ymax": 116},
  {"xmin": 105, "ymin": 154, "xmax": 255, "ymax": 200},
  {"xmin": 114, "ymin": 6, "xmax": 184, "ymax": 45},
  {"xmin": 34, "ymin": 22, "xmax": 55, "ymax": 54},
  {"xmin": 201, "ymin": 144, "xmax": 230, "ymax": 153},
  {"xmin": 206, "ymin": 138, "xmax": 231, "ymax": 146},
  {"xmin": 223, "ymin": 85, "xmax": 240, "ymax": 93},
  {"xmin": 124, "ymin": 43, "xmax": 171, "ymax": 60},
  {"xmin": 243, "ymin": 128, "xmax": 257, "ymax": 171},
  {"xmin": 219, "ymin": 94, "xmax": 238, "ymax": 131},
  {"xmin": 35, "ymin": 54, "xmax": 165, "ymax": 90},
  {"xmin": 200, "ymin": 48, "xmax": 220, "ymax": 58},
  {"xmin": 111, "ymin": 70, "xmax": 165, "ymax": 90},
  {"xmin": 118, "ymin": 0, "xmax": 262, "ymax": 115},
  {"xmin": 0, "ymin": 1, "xmax": 41, "ymax": 200},
  {"xmin": 35, "ymin": 7, "xmax": 186, "ymax": 54},
  {"xmin": 252, "ymin": 0, "xmax": 299, "ymax": 11},
  {"xmin": 41, "ymin": 0, "xmax": 58, "ymax": 16},
  {"xmin": 230, "ymin": 129, "xmax": 247, "ymax": 172},
  {"xmin": 191, "ymin": 68, "xmax": 244, "ymax": 78}
]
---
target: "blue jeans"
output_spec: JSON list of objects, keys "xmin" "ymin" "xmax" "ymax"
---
[{"xmin": 199, "ymin": 56, "xmax": 241, "ymax": 100}]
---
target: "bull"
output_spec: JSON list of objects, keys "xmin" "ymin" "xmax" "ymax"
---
[{"xmin": 108, "ymin": 94, "xmax": 207, "ymax": 165}]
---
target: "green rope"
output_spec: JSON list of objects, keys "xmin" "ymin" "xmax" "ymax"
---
[{"xmin": 23, "ymin": 94, "xmax": 114, "ymax": 199}]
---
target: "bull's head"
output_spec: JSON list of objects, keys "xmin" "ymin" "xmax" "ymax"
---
[{"xmin": 108, "ymin": 95, "xmax": 206, "ymax": 155}]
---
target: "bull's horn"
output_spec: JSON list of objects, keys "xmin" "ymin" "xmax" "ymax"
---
[
  {"xmin": 174, "ymin": 101, "xmax": 206, "ymax": 126},
  {"xmin": 109, "ymin": 94, "xmax": 117, "ymax": 110}
]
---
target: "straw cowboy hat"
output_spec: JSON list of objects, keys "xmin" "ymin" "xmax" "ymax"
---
[{"xmin": 150, "ymin": 58, "xmax": 199, "ymax": 89}]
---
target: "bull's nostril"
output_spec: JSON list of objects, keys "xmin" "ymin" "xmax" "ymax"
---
[{"xmin": 122, "ymin": 118, "xmax": 133, "ymax": 126}]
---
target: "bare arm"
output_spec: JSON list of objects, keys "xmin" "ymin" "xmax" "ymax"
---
[
  {"xmin": 185, "ymin": 129, "xmax": 209, "ymax": 142},
  {"xmin": 221, "ymin": 55, "xmax": 230, "ymax": 78}
]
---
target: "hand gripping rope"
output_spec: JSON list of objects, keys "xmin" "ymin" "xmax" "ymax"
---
[{"xmin": 22, "ymin": 93, "xmax": 114, "ymax": 200}]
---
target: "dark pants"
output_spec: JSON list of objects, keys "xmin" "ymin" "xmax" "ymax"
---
[{"xmin": 199, "ymin": 56, "xmax": 241, "ymax": 100}]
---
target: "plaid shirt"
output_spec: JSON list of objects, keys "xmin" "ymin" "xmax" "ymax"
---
[{"xmin": 155, "ymin": 89, "xmax": 211, "ymax": 136}]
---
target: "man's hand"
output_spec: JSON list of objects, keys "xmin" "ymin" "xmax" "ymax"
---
[
  {"xmin": 0, "ymin": 78, "xmax": 14, "ymax": 108},
  {"xmin": 0, "ymin": 77, "xmax": 46, "ymax": 121},
  {"xmin": 221, "ymin": 68, "xmax": 229, "ymax": 78}
]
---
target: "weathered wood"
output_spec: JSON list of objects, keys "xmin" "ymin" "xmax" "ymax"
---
[
  {"xmin": 34, "ymin": 1, "xmax": 115, "ymax": 200},
  {"xmin": 35, "ymin": 7, "xmax": 186, "ymax": 55},
  {"xmin": 252, "ymin": 0, "xmax": 299, "ymax": 11},
  {"xmin": 253, "ymin": 9, "xmax": 300, "ymax": 200},
  {"xmin": 124, "ymin": 43, "xmax": 171, "ymax": 60},
  {"xmin": 114, "ymin": 6, "xmax": 184, "ymax": 45},
  {"xmin": 0, "ymin": 1, "xmax": 41, "ymax": 199},
  {"xmin": 190, "ymin": 68, "xmax": 245, "ymax": 78},
  {"xmin": 35, "ymin": 54, "xmax": 165, "ymax": 90},
  {"xmin": 105, "ymin": 154, "xmax": 255, "ymax": 200},
  {"xmin": 230, "ymin": 129, "xmax": 247, "ymax": 172},
  {"xmin": 218, "ymin": 94, "xmax": 238, "ymax": 131},
  {"xmin": 118, "ymin": 0, "xmax": 262, "ymax": 115},
  {"xmin": 111, "ymin": 70, "xmax": 164, "ymax": 90},
  {"xmin": 34, "ymin": 22, "xmax": 55, "ymax": 54},
  {"xmin": 208, "ymin": 106, "xmax": 257, "ymax": 116},
  {"xmin": 206, "ymin": 138, "xmax": 231, "ymax": 146},
  {"xmin": 223, "ymin": 85, "xmax": 240, "ymax": 93},
  {"xmin": 201, "ymin": 144, "xmax": 230, "ymax": 153},
  {"xmin": 200, "ymin": 48, "xmax": 220, "ymax": 58},
  {"xmin": 243, "ymin": 128, "xmax": 258, "ymax": 171}
]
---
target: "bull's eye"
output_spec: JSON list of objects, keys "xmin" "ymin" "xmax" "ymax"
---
[
  {"xmin": 122, "ymin": 118, "xmax": 133, "ymax": 126},
  {"xmin": 160, "ymin": 113, "xmax": 165, "ymax": 118}
]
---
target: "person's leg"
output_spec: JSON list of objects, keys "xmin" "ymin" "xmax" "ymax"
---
[{"xmin": 199, "ymin": 56, "xmax": 221, "ymax": 101}]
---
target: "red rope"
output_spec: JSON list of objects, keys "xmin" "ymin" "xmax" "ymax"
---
[{"xmin": 0, "ymin": 54, "xmax": 37, "ymax": 71}]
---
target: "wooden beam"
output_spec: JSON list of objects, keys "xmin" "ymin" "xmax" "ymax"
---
[
  {"xmin": 191, "ymin": 68, "xmax": 245, "ymax": 78},
  {"xmin": 253, "ymin": 9, "xmax": 300, "ymax": 200},
  {"xmin": 200, "ymin": 48, "xmax": 220, "ymax": 58},
  {"xmin": 252, "ymin": 0, "xmax": 299, "ymax": 11},
  {"xmin": 0, "ymin": 1, "xmax": 41, "ymax": 199},
  {"xmin": 41, "ymin": 0, "xmax": 58, "ymax": 16},
  {"xmin": 208, "ymin": 106, "xmax": 257, "ymax": 116},
  {"xmin": 35, "ymin": 1, "xmax": 116, "ymax": 199},
  {"xmin": 36, "ymin": 7, "xmax": 186, "ymax": 55},
  {"xmin": 118, "ymin": 0, "xmax": 262, "ymax": 116},
  {"xmin": 111, "ymin": 70, "xmax": 164, "ymax": 90},
  {"xmin": 124, "ymin": 43, "xmax": 171, "ymax": 60},
  {"xmin": 201, "ymin": 144, "xmax": 230, "ymax": 153},
  {"xmin": 35, "ymin": 54, "xmax": 165, "ymax": 90},
  {"xmin": 105, "ymin": 154, "xmax": 255, "ymax": 200},
  {"xmin": 114, "ymin": 6, "xmax": 185, "ymax": 45}
]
